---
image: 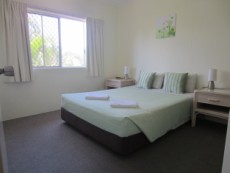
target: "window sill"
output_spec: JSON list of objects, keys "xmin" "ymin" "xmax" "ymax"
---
[{"xmin": 33, "ymin": 66, "xmax": 87, "ymax": 70}]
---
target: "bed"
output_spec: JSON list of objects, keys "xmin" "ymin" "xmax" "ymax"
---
[{"xmin": 61, "ymin": 85, "xmax": 193, "ymax": 155}]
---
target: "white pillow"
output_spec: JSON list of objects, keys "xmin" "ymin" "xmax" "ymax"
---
[
  {"xmin": 152, "ymin": 73, "xmax": 165, "ymax": 89},
  {"xmin": 185, "ymin": 74, "xmax": 197, "ymax": 93}
]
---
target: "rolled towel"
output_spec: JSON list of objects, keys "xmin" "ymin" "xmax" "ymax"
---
[
  {"xmin": 110, "ymin": 100, "xmax": 138, "ymax": 108},
  {"xmin": 85, "ymin": 93, "xmax": 109, "ymax": 100}
]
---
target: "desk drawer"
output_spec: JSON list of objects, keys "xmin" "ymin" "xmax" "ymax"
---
[
  {"xmin": 197, "ymin": 93, "xmax": 230, "ymax": 107},
  {"xmin": 120, "ymin": 81, "xmax": 134, "ymax": 87},
  {"xmin": 105, "ymin": 81, "xmax": 120, "ymax": 87}
]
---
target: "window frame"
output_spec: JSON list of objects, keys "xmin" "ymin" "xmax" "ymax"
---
[{"xmin": 27, "ymin": 8, "xmax": 87, "ymax": 69}]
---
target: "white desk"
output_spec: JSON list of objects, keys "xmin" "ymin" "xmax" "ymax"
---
[{"xmin": 192, "ymin": 88, "xmax": 230, "ymax": 127}]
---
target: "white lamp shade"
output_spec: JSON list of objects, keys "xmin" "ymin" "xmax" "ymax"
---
[
  {"xmin": 208, "ymin": 68, "xmax": 217, "ymax": 81},
  {"xmin": 124, "ymin": 66, "xmax": 129, "ymax": 75}
]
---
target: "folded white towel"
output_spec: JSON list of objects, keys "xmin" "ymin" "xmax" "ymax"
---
[
  {"xmin": 110, "ymin": 100, "xmax": 138, "ymax": 108},
  {"xmin": 85, "ymin": 93, "xmax": 109, "ymax": 100}
]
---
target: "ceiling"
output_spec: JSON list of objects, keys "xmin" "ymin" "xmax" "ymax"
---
[
  {"xmin": 97, "ymin": 0, "xmax": 132, "ymax": 5},
  {"xmin": 105, "ymin": 0, "xmax": 130, "ymax": 3}
]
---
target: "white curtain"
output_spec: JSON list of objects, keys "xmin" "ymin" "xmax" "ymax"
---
[
  {"xmin": 1, "ymin": 0, "xmax": 32, "ymax": 82},
  {"xmin": 86, "ymin": 17, "xmax": 104, "ymax": 77}
]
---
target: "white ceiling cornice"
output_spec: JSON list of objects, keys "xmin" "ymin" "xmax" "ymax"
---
[{"xmin": 95, "ymin": 0, "xmax": 133, "ymax": 6}]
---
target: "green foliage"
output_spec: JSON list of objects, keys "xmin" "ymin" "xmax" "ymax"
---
[
  {"xmin": 30, "ymin": 36, "xmax": 44, "ymax": 66},
  {"xmin": 30, "ymin": 36, "xmax": 59, "ymax": 67},
  {"xmin": 43, "ymin": 40, "xmax": 59, "ymax": 67},
  {"xmin": 28, "ymin": 13, "xmax": 60, "ymax": 67}
]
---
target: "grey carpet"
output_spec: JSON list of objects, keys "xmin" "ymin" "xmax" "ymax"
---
[{"xmin": 3, "ymin": 111, "xmax": 227, "ymax": 173}]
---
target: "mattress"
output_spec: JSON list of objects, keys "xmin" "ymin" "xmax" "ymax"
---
[{"xmin": 61, "ymin": 86, "xmax": 193, "ymax": 142}]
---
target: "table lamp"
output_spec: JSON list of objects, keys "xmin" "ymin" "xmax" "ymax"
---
[
  {"xmin": 208, "ymin": 68, "xmax": 217, "ymax": 90},
  {"xmin": 124, "ymin": 66, "xmax": 129, "ymax": 79}
]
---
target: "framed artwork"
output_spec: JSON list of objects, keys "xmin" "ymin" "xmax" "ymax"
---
[{"xmin": 156, "ymin": 14, "xmax": 176, "ymax": 39}]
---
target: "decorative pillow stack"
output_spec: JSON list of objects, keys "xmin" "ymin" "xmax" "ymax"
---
[
  {"xmin": 137, "ymin": 71, "xmax": 155, "ymax": 89},
  {"xmin": 163, "ymin": 72, "xmax": 188, "ymax": 93}
]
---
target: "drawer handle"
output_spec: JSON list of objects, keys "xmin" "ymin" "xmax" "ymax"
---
[{"xmin": 208, "ymin": 98, "xmax": 220, "ymax": 102}]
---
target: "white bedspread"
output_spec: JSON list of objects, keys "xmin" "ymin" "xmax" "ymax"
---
[
  {"xmin": 110, "ymin": 100, "xmax": 138, "ymax": 108},
  {"xmin": 62, "ymin": 86, "xmax": 193, "ymax": 142},
  {"xmin": 85, "ymin": 93, "xmax": 109, "ymax": 100}
]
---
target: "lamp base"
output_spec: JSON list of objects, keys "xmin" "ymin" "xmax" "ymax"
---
[
  {"xmin": 208, "ymin": 81, "xmax": 215, "ymax": 90},
  {"xmin": 124, "ymin": 74, "xmax": 129, "ymax": 79}
]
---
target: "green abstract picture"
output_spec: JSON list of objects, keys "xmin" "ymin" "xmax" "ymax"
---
[{"xmin": 156, "ymin": 14, "xmax": 176, "ymax": 39}]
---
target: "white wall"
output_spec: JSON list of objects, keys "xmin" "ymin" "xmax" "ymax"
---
[
  {"xmin": 117, "ymin": 0, "xmax": 230, "ymax": 88},
  {"xmin": 0, "ymin": 0, "xmax": 119, "ymax": 120}
]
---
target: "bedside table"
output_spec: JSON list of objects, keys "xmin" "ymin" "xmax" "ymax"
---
[
  {"xmin": 192, "ymin": 88, "xmax": 230, "ymax": 127},
  {"xmin": 105, "ymin": 78, "xmax": 135, "ymax": 89}
]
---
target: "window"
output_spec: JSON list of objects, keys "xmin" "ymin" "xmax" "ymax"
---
[{"xmin": 27, "ymin": 11, "xmax": 86, "ymax": 68}]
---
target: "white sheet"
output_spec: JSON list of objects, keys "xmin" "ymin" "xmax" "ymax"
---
[
  {"xmin": 85, "ymin": 93, "xmax": 109, "ymax": 100},
  {"xmin": 110, "ymin": 100, "xmax": 138, "ymax": 108}
]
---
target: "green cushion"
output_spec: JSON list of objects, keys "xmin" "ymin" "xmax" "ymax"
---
[
  {"xmin": 163, "ymin": 72, "xmax": 188, "ymax": 93},
  {"xmin": 137, "ymin": 71, "xmax": 155, "ymax": 89}
]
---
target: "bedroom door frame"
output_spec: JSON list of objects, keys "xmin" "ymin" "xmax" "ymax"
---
[
  {"xmin": 0, "ymin": 105, "xmax": 8, "ymax": 173},
  {"xmin": 222, "ymin": 111, "xmax": 230, "ymax": 173}
]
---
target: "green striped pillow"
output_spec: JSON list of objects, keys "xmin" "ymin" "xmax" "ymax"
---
[
  {"xmin": 163, "ymin": 72, "xmax": 188, "ymax": 93},
  {"xmin": 137, "ymin": 71, "xmax": 155, "ymax": 89}
]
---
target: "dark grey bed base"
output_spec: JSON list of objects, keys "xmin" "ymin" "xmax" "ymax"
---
[{"xmin": 61, "ymin": 108, "xmax": 150, "ymax": 155}]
